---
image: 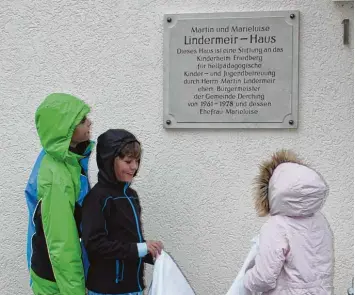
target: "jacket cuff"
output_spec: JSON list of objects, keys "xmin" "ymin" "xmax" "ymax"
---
[{"xmin": 137, "ymin": 243, "xmax": 148, "ymax": 258}]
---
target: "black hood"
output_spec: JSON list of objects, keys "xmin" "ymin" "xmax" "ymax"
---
[{"xmin": 97, "ymin": 129, "xmax": 140, "ymax": 185}]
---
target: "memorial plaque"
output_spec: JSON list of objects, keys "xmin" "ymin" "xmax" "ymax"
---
[{"xmin": 163, "ymin": 11, "xmax": 299, "ymax": 128}]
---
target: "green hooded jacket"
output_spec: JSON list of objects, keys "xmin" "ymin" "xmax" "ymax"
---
[{"xmin": 30, "ymin": 93, "xmax": 90, "ymax": 295}]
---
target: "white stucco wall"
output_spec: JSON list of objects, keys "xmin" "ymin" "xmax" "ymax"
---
[{"xmin": 0, "ymin": 0, "xmax": 353, "ymax": 294}]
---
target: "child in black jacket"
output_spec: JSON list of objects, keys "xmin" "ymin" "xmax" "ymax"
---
[{"xmin": 82, "ymin": 129, "xmax": 163, "ymax": 295}]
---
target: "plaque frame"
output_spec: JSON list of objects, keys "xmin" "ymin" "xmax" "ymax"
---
[{"xmin": 163, "ymin": 11, "xmax": 299, "ymax": 129}]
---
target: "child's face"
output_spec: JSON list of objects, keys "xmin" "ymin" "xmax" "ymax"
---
[
  {"xmin": 114, "ymin": 156, "xmax": 139, "ymax": 182},
  {"xmin": 72, "ymin": 116, "xmax": 92, "ymax": 145}
]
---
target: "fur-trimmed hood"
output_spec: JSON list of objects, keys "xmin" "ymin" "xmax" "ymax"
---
[{"xmin": 255, "ymin": 150, "xmax": 328, "ymax": 217}]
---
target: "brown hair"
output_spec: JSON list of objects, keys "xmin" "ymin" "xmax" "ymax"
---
[{"xmin": 118, "ymin": 141, "xmax": 141, "ymax": 159}]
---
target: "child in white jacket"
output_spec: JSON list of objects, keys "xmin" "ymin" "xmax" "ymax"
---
[{"xmin": 244, "ymin": 150, "xmax": 334, "ymax": 295}]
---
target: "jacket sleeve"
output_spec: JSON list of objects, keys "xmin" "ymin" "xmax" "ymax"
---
[
  {"xmin": 134, "ymin": 190, "xmax": 155, "ymax": 265},
  {"xmin": 39, "ymin": 171, "xmax": 85, "ymax": 295},
  {"xmin": 82, "ymin": 192, "xmax": 139, "ymax": 260},
  {"xmin": 244, "ymin": 217, "xmax": 289, "ymax": 293}
]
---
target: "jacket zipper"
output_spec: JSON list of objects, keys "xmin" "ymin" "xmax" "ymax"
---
[
  {"xmin": 116, "ymin": 260, "xmax": 124, "ymax": 283},
  {"xmin": 124, "ymin": 183, "xmax": 143, "ymax": 291},
  {"xmin": 115, "ymin": 260, "xmax": 119, "ymax": 283}
]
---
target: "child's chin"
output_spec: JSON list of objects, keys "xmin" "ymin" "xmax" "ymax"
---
[{"xmin": 124, "ymin": 177, "xmax": 134, "ymax": 182}]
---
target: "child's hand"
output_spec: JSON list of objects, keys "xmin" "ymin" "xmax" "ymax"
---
[{"xmin": 146, "ymin": 240, "xmax": 164, "ymax": 258}]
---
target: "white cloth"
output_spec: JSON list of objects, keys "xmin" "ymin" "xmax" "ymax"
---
[
  {"xmin": 225, "ymin": 236, "xmax": 261, "ymax": 295},
  {"xmin": 148, "ymin": 251, "xmax": 195, "ymax": 295}
]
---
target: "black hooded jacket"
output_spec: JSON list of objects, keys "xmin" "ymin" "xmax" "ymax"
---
[{"xmin": 82, "ymin": 129, "xmax": 153, "ymax": 294}]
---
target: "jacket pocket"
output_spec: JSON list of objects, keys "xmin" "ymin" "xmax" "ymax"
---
[{"xmin": 115, "ymin": 260, "xmax": 124, "ymax": 283}]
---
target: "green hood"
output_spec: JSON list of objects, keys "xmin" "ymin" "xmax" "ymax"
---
[{"xmin": 35, "ymin": 93, "xmax": 90, "ymax": 161}]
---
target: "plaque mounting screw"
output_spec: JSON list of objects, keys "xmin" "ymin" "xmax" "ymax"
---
[
  {"xmin": 166, "ymin": 120, "xmax": 171, "ymax": 125},
  {"xmin": 290, "ymin": 14, "xmax": 295, "ymax": 19},
  {"xmin": 289, "ymin": 120, "xmax": 294, "ymax": 125},
  {"xmin": 167, "ymin": 17, "xmax": 172, "ymax": 23}
]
